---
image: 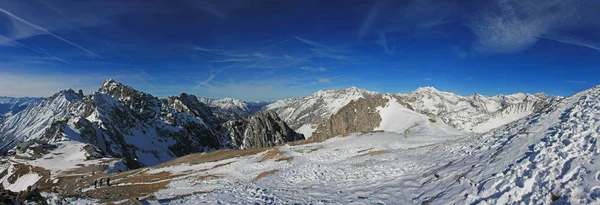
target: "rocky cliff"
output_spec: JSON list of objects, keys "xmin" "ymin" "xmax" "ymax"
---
[{"xmin": 225, "ymin": 110, "xmax": 304, "ymax": 149}]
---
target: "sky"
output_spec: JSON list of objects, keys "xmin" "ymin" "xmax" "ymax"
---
[{"xmin": 0, "ymin": 0, "xmax": 599, "ymax": 101}]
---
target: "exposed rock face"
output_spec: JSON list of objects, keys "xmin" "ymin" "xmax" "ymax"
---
[
  {"xmin": 265, "ymin": 87, "xmax": 375, "ymax": 138},
  {"xmin": 225, "ymin": 111, "xmax": 304, "ymax": 149},
  {"xmin": 311, "ymin": 95, "xmax": 389, "ymax": 141},
  {"xmin": 0, "ymin": 79, "xmax": 302, "ymax": 169}
]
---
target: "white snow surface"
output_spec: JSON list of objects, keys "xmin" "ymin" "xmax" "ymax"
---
[
  {"xmin": 375, "ymin": 95, "xmax": 461, "ymax": 137},
  {"xmin": 296, "ymin": 124, "xmax": 317, "ymax": 138},
  {"xmin": 131, "ymin": 86, "xmax": 600, "ymax": 204},
  {"xmin": 398, "ymin": 86, "xmax": 551, "ymax": 133},
  {"xmin": 4, "ymin": 173, "xmax": 41, "ymax": 192}
]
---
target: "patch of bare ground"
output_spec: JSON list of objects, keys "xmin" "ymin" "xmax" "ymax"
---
[
  {"xmin": 252, "ymin": 170, "xmax": 278, "ymax": 182},
  {"xmin": 156, "ymin": 148, "xmax": 270, "ymax": 168},
  {"xmin": 358, "ymin": 150, "xmax": 387, "ymax": 157},
  {"xmin": 86, "ymin": 180, "xmax": 170, "ymax": 203},
  {"xmin": 259, "ymin": 148, "xmax": 293, "ymax": 163},
  {"xmin": 275, "ymin": 157, "xmax": 293, "ymax": 163},
  {"xmin": 212, "ymin": 161, "xmax": 235, "ymax": 169},
  {"xmin": 116, "ymin": 171, "xmax": 175, "ymax": 184},
  {"xmin": 259, "ymin": 149, "xmax": 285, "ymax": 162},
  {"xmin": 285, "ymin": 137, "xmax": 323, "ymax": 146},
  {"xmin": 308, "ymin": 145, "xmax": 325, "ymax": 153}
]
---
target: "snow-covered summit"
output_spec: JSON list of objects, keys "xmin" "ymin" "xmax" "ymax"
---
[
  {"xmin": 197, "ymin": 96, "xmax": 268, "ymax": 120},
  {"xmin": 266, "ymin": 86, "xmax": 375, "ymax": 138},
  {"xmin": 397, "ymin": 87, "xmax": 552, "ymax": 132}
]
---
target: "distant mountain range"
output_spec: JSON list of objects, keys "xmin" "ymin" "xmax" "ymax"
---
[
  {"xmin": 0, "ymin": 97, "xmax": 43, "ymax": 121},
  {"xmin": 0, "ymin": 80, "xmax": 555, "ymax": 170},
  {"xmin": 0, "ymin": 79, "xmax": 302, "ymax": 169},
  {"xmin": 6, "ymin": 79, "xmax": 597, "ymax": 204}
]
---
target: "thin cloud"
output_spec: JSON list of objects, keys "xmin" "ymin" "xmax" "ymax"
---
[
  {"xmin": 565, "ymin": 80, "xmax": 588, "ymax": 84},
  {"xmin": 292, "ymin": 36, "xmax": 343, "ymax": 53},
  {"xmin": 420, "ymin": 19, "xmax": 455, "ymax": 28},
  {"xmin": 376, "ymin": 32, "xmax": 395, "ymax": 55},
  {"xmin": 195, "ymin": 1, "xmax": 228, "ymax": 19},
  {"xmin": 300, "ymin": 66, "xmax": 327, "ymax": 72},
  {"xmin": 422, "ymin": 78, "xmax": 432, "ymax": 81},
  {"xmin": 542, "ymin": 33, "xmax": 600, "ymax": 52},
  {"xmin": 0, "ymin": 8, "xmax": 101, "ymax": 58},
  {"xmin": 469, "ymin": 0, "xmax": 582, "ymax": 54},
  {"xmin": 317, "ymin": 78, "xmax": 331, "ymax": 83},
  {"xmin": 193, "ymin": 46, "xmax": 249, "ymax": 58},
  {"xmin": 358, "ymin": 3, "xmax": 381, "ymax": 37},
  {"xmin": 311, "ymin": 48, "xmax": 348, "ymax": 60},
  {"xmin": 0, "ymin": 35, "xmax": 70, "ymax": 64}
]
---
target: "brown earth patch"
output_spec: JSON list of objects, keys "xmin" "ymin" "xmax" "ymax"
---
[
  {"xmin": 259, "ymin": 149, "xmax": 286, "ymax": 162},
  {"xmin": 358, "ymin": 150, "xmax": 387, "ymax": 156},
  {"xmin": 252, "ymin": 170, "xmax": 278, "ymax": 182},
  {"xmin": 156, "ymin": 148, "xmax": 270, "ymax": 168},
  {"xmin": 275, "ymin": 157, "xmax": 293, "ymax": 163},
  {"xmin": 308, "ymin": 145, "xmax": 325, "ymax": 153},
  {"xmin": 86, "ymin": 180, "xmax": 170, "ymax": 203},
  {"xmin": 212, "ymin": 161, "xmax": 235, "ymax": 169}
]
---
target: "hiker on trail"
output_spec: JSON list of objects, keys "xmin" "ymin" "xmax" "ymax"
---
[
  {"xmin": 94, "ymin": 180, "xmax": 97, "ymax": 188},
  {"xmin": 99, "ymin": 178, "xmax": 103, "ymax": 187},
  {"xmin": 107, "ymin": 177, "xmax": 110, "ymax": 186}
]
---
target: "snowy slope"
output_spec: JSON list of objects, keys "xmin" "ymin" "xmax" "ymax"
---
[
  {"xmin": 197, "ymin": 97, "xmax": 269, "ymax": 120},
  {"xmin": 266, "ymin": 86, "xmax": 375, "ymax": 138},
  {"xmin": 0, "ymin": 90, "xmax": 83, "ymax": 150},
  {"xmin": 397, "ymin": 86, "xmax": 551, "ymax": 133},
  {"xmin": 72, "ymin": 85, "xmax": 599, "ymax": 204},
  {"xmin": 0, "ymin": 96, "xmax": 43, "ymax": 121},
  {"xmin": 375, "ymin": 95, "xmax": 461, "ymax": 137}
]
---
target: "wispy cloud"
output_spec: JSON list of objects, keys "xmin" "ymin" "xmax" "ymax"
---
[
  {"xmin": 542, "ymin": 33, "xmax": 600, "ymax": 52},
  {"xmin": 292, "ymin": 36, "xmax": 342, "ymax": 52},
  {"xmin": 193, "ymin": 46, "xmax": 249, "ymax": 57},
  {"xmin": 376, "ymin": 32, "xmax": 395, "ymax": 55},
  {"xmin": 0, "ymin": 7, "xmax": 101, "ymax": 57},
  {"xmin": 317, "ymin": 78, "xmax": 331, "ymax": 83},
  {"xmin": 300, "ymin": 66, "xmax": 327, "ymax": 72},
  {"xmin": 565, "ymin": 80, "xmax": 588, "ymax": 84},
  {"xmin": 358, "ymin": 3, "xmax": 381, "ymax": 37},
  {"xmin": 420, "ymin": 19, "xmax": 455, "ymax": 28},
  {"xmin": 422, "ymin": 78, "xmax": 432, "ymax": 81},
  {"xmin": 468, "ymin": 0, "xmax": 590, "ymax": 54},
  {"xmin": 310, "ymin": 48, "xmax": 348, "ymax": 60},
  {"xmin": 0, "ymin": 35, "xmax": 70, "ymax": 64}
]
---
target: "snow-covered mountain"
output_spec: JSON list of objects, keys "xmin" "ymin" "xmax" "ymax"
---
[
  {"xmin": 268, "ymin": 86, "xmax": 552, "ymax": 139},
  {"xmin": 265, "ymin": 86, "xmax": 376, "ymax": 138},
  {"xmin": 0, "ymin": 97, "xmax": 44, "ymax": 121},
  {"xmin": 397, "ymin": 86, "xmax": 554, "ymax": 133},
  {"xmin": 0, "ymin": 79, "xmax": 302, "ymax": 170},
  {"xmin": 39, "ymin": 84, "xmax": 600, "ymax": 204},
  {"xmin": 198, "ymin": 97, "xmax": 270, "ymax": 120}
]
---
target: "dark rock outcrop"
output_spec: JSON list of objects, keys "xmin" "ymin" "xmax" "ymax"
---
[
  {"xmin": 225, "ymin": 111, "xmax": 304, "ymax": 149},
  {"xmin": 311, "ymin": 95, "xmax": 390, "ymax": 141}
]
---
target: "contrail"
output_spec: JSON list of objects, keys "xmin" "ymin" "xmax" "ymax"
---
[{"xmin": 0, "ymin": 8, "xmax": 101, "ymax": 58}]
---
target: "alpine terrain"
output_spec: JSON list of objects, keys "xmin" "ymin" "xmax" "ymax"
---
[
  {"xmin": 0, "ymin": 97, "xmax": 43, "ymax": 121},
  {"xmin": 2, "ymin": 82, "xmax": 600, "ymax": 204}
]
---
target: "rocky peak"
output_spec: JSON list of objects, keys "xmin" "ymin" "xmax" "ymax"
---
[
  {"xmin": 51, "ymin": 89, "xmax": 85, "ymax": 102},
  {"xmin": 226, "ymin": 110, "xmax": 304, "ymax": 149},
  {"xmin": 414, "ymin": 86, "xmax": 440, "ymax": 93}
]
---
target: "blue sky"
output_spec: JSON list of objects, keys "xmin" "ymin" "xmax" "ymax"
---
[{"xmin": 0, "ymin": 0, "xmax": 599, "ymax": 101}]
